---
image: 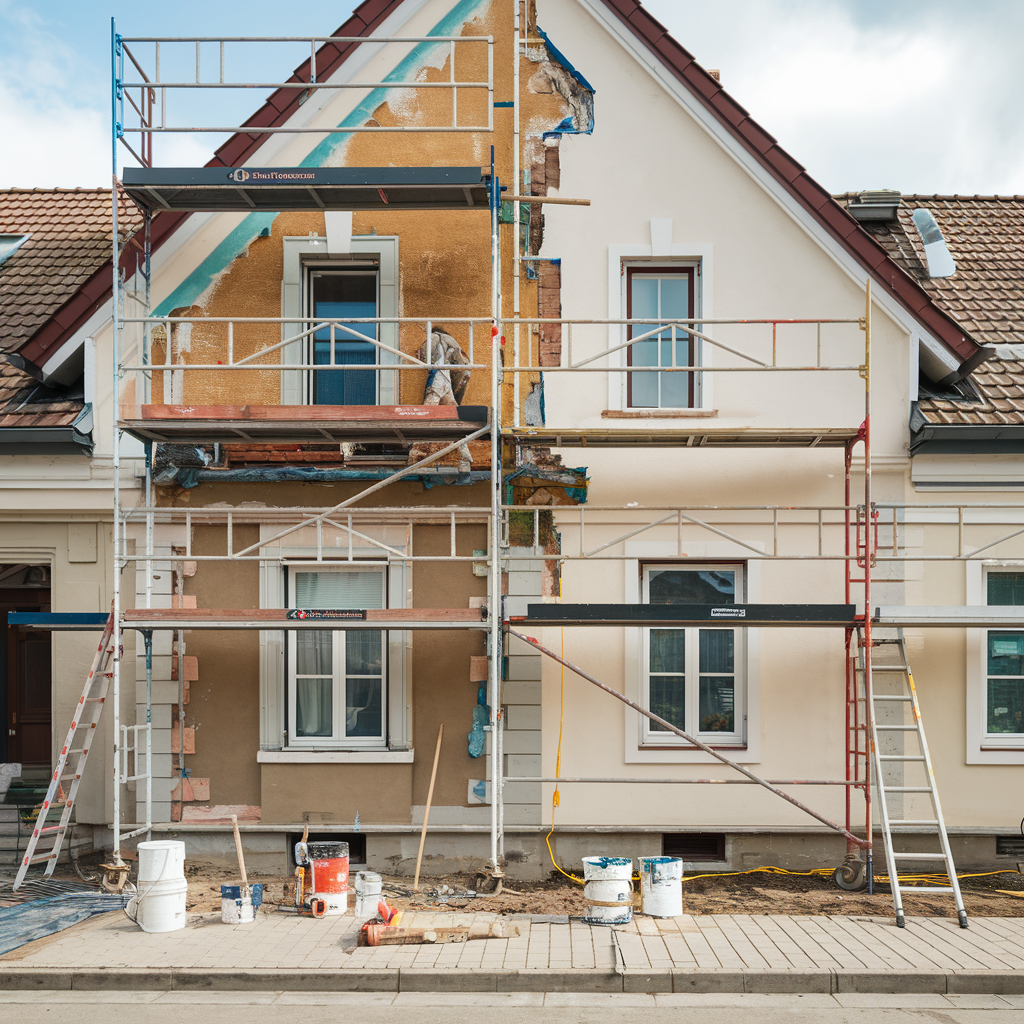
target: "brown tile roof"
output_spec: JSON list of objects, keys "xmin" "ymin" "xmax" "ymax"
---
[
  {"xmin": 0, "ymin": 189, "xmax": 143, "ymax": 361},
  {"xmin": 835, "ymin": 194, "xmax": 1024, "ymax": 349},
  {"xmin": 0, "ymin": 359, "xmax": 83, "ymax": 429},
  {"xmin": 833, "ymin": 195, "xmax": 1024, "ymax": 428}
]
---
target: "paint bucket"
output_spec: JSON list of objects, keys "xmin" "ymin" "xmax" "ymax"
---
[
  {"xmin": 353, "ymin": 871, "xmax": 382, "ymax": 919},
  {"xmin": 308, "ymin": 841, "xmax": 350, "ymax": 915},
  {"xmin": 639, "ymin": 857, "xmax": 683, "ymax": 918},
  {"xmin": 220, "ymin": 883, "xmax": 263, "ymax": 924},
  {"xmin": 582, "ymin": 856, "xmax": 634, "ymax": 925},
  {"xmin": 130, "ymin": 841, "xmax": 188, "ymax": 933}
]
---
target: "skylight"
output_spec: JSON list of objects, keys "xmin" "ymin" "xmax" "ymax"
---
[
  {"xmin": 911, "ymin": 210, "xmax": 956, "ymax": 279},
  {"xmin": 0, "ymin": 234, "xmax": 30, "ymax": 266}
]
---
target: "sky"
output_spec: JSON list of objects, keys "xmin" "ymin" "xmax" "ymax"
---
[{"xmin": 1, "ymin": 0, "xmax": 1021, "ymax": 195}]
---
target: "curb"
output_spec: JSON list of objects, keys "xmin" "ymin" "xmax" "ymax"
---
[{"xmin": 1, "ymin": 968, "xmax": 1023, "ymax": 995}]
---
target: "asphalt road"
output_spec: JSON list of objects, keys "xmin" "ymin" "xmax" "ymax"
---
[{"xmin": 0, "ymin": 993, "xmax": 1020, "ymax": 1023}]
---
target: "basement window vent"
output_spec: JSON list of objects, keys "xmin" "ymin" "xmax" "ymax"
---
[
  {"xmin": 290, "ymin": 831, "xmax": 367, "ymax": 867},
  {"xmin": 663, "ymin": 832, "xmax": 726, "ymax": 862},
  {"xmin": 996, "ymin": 836, "xmax": 1024, "ymax": 856}
]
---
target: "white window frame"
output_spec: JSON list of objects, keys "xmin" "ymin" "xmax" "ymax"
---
[
  {"xmin": 281, "ymin": 235, "xmax": 399, "ymax": 406},
  {"xmin": 966, "ymin": 560, "xmax": 1024, "ymax": 762},
  {"xmin": 259, "ymin": 524, "xmax": 411, "ymax": 761},
  {"xmin": 639, "ymin": 562, "xmax": 746, "ymax": 747},
  {"xmin": 286, "ymin": 563, "xmax": 387, "ymax": 750},
  {"xmin": 607, "ymin": 221, "xmax": 714, "ymax": 414},
  {"xmin": 623, "ymin": 541, "xmax": 761, "ymax": 764}
]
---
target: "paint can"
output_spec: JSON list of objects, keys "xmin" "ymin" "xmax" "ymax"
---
[
  {"xmin": 582, "ymin": 856, "xmax": 633, "ymax": 925},
  {"xmin": 307, "ymin": 841, "xmax": 350, "ymax": 915},
  {"xmin": 220, "ymin": 883, "xmax": 263, "ymax": 924},
  {"xmin": 353, "ymin": 870, "xmax": 382, "ymax": 919},
  {"xmin": 639, "ymin": 857, "xmax": 683, "ymax": 918},
  {"xmin": 129, "ymin": 840, "xmax": 188, "ymax": 933}
]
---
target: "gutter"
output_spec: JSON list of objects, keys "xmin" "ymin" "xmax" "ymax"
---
[
  {"xmin": 0, "ymin": 405, "xmax": 93, "ymax": 456},
  {"xmin": 909, "ymin": 402, "xmax": 1024, "ymax": 454}
]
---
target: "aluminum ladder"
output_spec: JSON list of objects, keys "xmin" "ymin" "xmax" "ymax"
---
[
  {"xmin": 863, "ymin": 630, "xmax": 968, "ymax": 928},
  {"xmin": 13, "ymin": 613, "xmax": 116, "ymax": 890}
]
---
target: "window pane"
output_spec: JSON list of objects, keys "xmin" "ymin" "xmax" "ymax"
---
[
  {"xmin": 649, "ymin": 569, "xmax": 736, "ymax": 605},
  {"xmin": 659, "ymin": 276, "xmax": 689, "ymax": 319},
  {"xmin": 295, "ymin": 570, "xmax": 384, "ymax": 609},
  {"xmin": 296, "ymin": 630, "xmax": 332, "ymax": 675},
  {"xmin": 312, "ymin": 271, "xmax": 377, "ymax": 405},
  {"xmin": 988, "ymin": 632, "xmax": 1024, "ymax": 675},
  {"xmin": 346, "ymin": 630, "xmax": 383, "ymax": 675},
  {"xmin": 699, "ymin": 630, "xmax": 734, "ymax": 673},
  {"xmin": 700, "ymin": 676, "xmax": 735, "ymax": 732},
  {"xmin": 988, "ymin": 572, "xmax": 1024, "ymax": 606},
  {"xmin": 631, "ymin": 370, "xmax": 659, "ymax": 407},
  {"xmin": 650, "ymin": 676, "xmax": 684, "ymax": 732},
  {"xmin": 987, "ymin": 678, "xmax": 1024, "ymax": 734},
  {"xmin": 295, "ymin": 677, "xmax": 332, "ymax": 737},
  {"xmin": 347, "ymin": 677, "xmax": 382, "ymax": 737},
  {"xmin": 631, "ymin": 276, "xmax": 659, "ymax": 319},
  {"xmin": 650, "ymin": 629, "xmax": 684, "ymax": 673}
]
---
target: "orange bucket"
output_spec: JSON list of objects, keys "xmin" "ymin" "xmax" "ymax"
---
[{"xmin": 308, "ymin": 841, "xmax": 349, "ymax": 915}]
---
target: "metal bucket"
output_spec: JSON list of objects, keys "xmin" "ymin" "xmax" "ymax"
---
[
  {"xmin": 308, "ymin": 841, "xmax": 350, "ymax": 915},
  {"xmin": 639, "ymin": 857, "xmax": 683, "ymax": 918}
]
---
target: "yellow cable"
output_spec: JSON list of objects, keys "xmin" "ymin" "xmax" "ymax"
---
[{"xmin": 546, "ymin": 623, "xmax": 585, "ymax": 885}]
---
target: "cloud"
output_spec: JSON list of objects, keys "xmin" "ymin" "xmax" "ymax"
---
[{"xmin": 641, "ymin": 0, "xmax": 1024, "ymax": 195}]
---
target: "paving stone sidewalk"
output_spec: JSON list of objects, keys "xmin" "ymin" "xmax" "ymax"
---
[{"xmin": 2, "ymin": 909, "xmax": 1023, "ymax": 994}]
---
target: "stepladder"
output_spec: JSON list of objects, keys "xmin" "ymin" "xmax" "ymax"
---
[
  {"xmin": 860, "ymin": 628, "xmax": 968, "ymax": 928},
  {"xmin": 12, "ymin": 612, "xmax": 117, "ymax": 890}
]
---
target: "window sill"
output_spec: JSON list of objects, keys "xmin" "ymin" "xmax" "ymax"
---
[
  {"xmin": 258, "ymin": 749, "xmax": 414, "ymax": 764},
  {"xmin": 603, "ymin": 409, "xmax": 717, "ymax": 419}
]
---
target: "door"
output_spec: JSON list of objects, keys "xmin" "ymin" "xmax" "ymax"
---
[{"xmin": 1, "ymin": 591, "xmax": 52, "ymax": 767}]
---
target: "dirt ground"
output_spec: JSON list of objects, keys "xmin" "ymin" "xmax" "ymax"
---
[{"xmin": 61, "ymin": 855, "xmax": 1024, "ymax": 921}]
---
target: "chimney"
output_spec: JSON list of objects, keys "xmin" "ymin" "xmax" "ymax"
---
[{"xmin": 847, "ymin": 189, "xmax": 901, "ymax": 223}]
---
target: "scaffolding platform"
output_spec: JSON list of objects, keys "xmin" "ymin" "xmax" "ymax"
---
[
  {"xmin": 515, "ymin": 604, "xmax": 858, "ymax": 628},
  {"xmin": 121, "ymin": 166, "xmax": 493, "ymax": 213},
  {"xmin": 121, "ymin": 404, "xmax": 490, "ymax": 444},
  {"xmin": 121, "ymin": 608, "xmax": 485, "ymax": 630},
  {"xmin": 505, "ymin": 427, "xmax": 861, "ymax": 448}
]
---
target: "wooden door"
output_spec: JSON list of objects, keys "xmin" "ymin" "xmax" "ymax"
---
[{"xmin": 1, "ymin": 592, "xmax": 51, "ymax": 767}]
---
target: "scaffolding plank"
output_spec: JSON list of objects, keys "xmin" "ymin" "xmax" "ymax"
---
[
  {"xmin": 874, "ymin": 605, "xmax": 1024, "ymax": 628},
  {"xmin": 516, "ymin": 604, "xmax": 857, "ymax": 627},
  {"xmin": 121, "ymin": 608, "xmax": 486, "ymax": 630},
  {"xmin": 7, "ymin": 612, "xmax": 109, "ymax": 631},
  {"xmin": 121, "ymin": 404, "xmax": 489, "ymax": 444},
  {"xmin": 506, "ymin": 427, "xmax": 860, "ymax": 448},
  {"xmin": 121, "ymin": 166, "xmax": 492, "ymax": 213}
]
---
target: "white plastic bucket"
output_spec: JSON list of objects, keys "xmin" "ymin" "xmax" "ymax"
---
[
  {"xmin": 582, "ymin": 856, "xmax": 633, "ymax": 924},
  {"xmin": 640, "ymin": 857, "xmax": 683, "ymax": 918},
  {"xmin": 128, "ymin": 877, "xmax": 188, "ymax": 933},
  {"xmin": 137, "ymin": 840, "xmax": 186, "ymax": 884},
  {"xmin": 222, "ymin": 894, "xmax": 254, "ymax": 925},
  {"xmin": 353, "ymin": 872, "xmax": 383, "ymax": 920}
]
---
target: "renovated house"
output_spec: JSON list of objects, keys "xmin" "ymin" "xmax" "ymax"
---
[{"xmin": 6, "ymin": 0, "xmax": 1023, "ymax": 899}]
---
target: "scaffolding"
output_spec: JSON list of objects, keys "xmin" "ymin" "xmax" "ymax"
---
[{"xmin": 10, "ymin": 7, "xmax": 1015, "ymax": 915}]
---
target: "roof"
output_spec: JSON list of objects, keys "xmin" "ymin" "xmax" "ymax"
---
[
  {"xmin": 0, "ymin": 360, "xmax": 84, "ymax": 429},
  {"xmin": 834, "ymin": 194, "xmax": 1024, "ymax": 350},
  {"xmin": 832, "ymin": 194, "xmax": 1024, "ymax": 433},
  {"xmin": 0, "ymin": 189, "xmax": 143, "ymax": 373}
]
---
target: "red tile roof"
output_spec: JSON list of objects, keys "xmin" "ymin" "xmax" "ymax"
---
[{"xmin": 0, "ymin": 189, "xmax": 143, "ymax": 369}]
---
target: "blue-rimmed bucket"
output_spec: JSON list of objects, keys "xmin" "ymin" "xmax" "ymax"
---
[
  {"xmin": 639, "ymin": 857, "xmax": 683, "ymax": 917},
  {"xmin": 221, "ymin": 883, "xmax": 263, "ymax": 924},
  {"xmin": 582, "ymin": 856, "xmax": 633, "ymax": 924}
]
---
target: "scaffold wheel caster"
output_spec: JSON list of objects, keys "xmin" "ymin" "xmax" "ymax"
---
[{"xmin": 833, "ymin": 857, "xmax": 868, "ymax": 892}]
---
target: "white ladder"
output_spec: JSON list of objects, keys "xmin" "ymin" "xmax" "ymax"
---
[
  {"xmin": 13, "ymin": 613, "xmax": 116, "ymax": 891},
  {"xmin": 864, "ymin": 631, "xmax": 968, "ymax": 928}
]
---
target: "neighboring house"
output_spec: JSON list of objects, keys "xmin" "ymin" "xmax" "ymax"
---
[
  {"xmin": 0, "ymin": 190, "xmax": 142, "ymax": 846},
  {"xmin": 11, "ymin": 0, "xmax": 1024, "ymax": 887}
]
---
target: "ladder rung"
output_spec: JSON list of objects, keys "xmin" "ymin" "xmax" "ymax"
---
[
  {"xmin": 83, "ymin": 697, "xmax": 105, "ymax": 704},
  {"xmin": 899, "ymin": 886, "xmax": 954, "ymax": 893},
  {"xmin": 879, "ymin": 755, "xmax": 926, "ymax": 761},
  {"xmin": 890, "ymin": 820, "xmax": 939, "ymax": 825},
  {"xmin": 876, "ymin": 725, "xmax": 918, "ymax": 731},
  {"xmin": 37, "ymin": 825, "xmax": 66, "ymax": 836},
  {"xmin": 874, "ymin": 695, "xmax": 912, "ymax": 701},
  {"xmin": 885, "ymin": 786, "xmax": 933, "ymax": 792},
  {"xmin": 28, "ymin": 852, "xmax": 59, "ymax": 864},
  {"xmin": 892, "ymin": 851, "xmax": 948, "ymax": 860},
  {"xmin": 871, "ymin": 666, "xmax": 908, "ymax": 673}
]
